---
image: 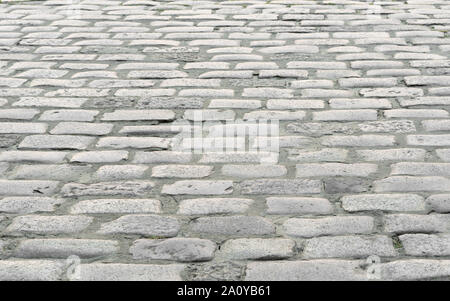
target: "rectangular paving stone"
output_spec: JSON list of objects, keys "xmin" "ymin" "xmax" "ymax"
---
[
  {"xmin": 342, "ymin": 194, "xmax": 426, "ymax": 212},
  {"xmin": 162, "ymin": 180, "xmax": 233, "ymax": 195},
  {"xmin": 283, "ymin": 216, "xmax": 375, "ymax": 238},
  {"xmin": 15, "ymin": 239, "xmax": 119, "ymax": 259},
  {"xmin": 77, "ymin": 264, "xmax": 185, "ymax": 281},
  {"xmin": 303, "ymin": 235, "xmax": 396, "ymax": 259},
  {"xmin": 98, "ymin": 214, "xmax": 180, "ymax": 237},
  {"xmin": 6, "ymin": 215, "xmax": 93, "ymax": 235},
  {"xmin": 296, "ymin": 163, "xmax": 377, "ymax": 177},
  {"xmin": 400, "ymin": 234, "xmax": 450, "ymax": 256},
  {"xmin": 0, "ymin": 180, "xmax": 59, "ymax": 196},
  {"xmin": 0, "ymin": 260, "xmax": 65, "ymax": 281},
  {"xmin": 61, "ymin": 181, "xmax": 154, "ymax": 197},
  {"xmin": 245, "ymin": 260, "xmax": 368, "ymax": 281},
  {"xmin": 190, "ymin": 216, "xmax": 275, "ymax": 238},
  {"xmin": 240, "ymin": 179, "xmax": 321, "ymax": 195},
  {"xmin": 19, "ymin": 135, "xmax": 94, "ymax": 150}
]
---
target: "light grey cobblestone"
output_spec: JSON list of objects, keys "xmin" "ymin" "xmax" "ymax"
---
[
  {"xmin": 283, "ymin": 216, "xmax": 375, "ymax": 238},
  {"xmin": 303, "ymin": 235, "xmax": 397, "ymax": 259},
  {"xmin": 15, "ymin": 239, "xmax": 119, "ymax": 259},
  {"xmin": 131, "ymin": 238, "xmax": 216, "ymax": 262}
]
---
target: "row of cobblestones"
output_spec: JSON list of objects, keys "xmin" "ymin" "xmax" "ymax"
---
[{"xmin": 0, "ymin": 0, "xmax": 450, "ymax": 281}]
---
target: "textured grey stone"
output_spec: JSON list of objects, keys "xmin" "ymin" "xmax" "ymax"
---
[
  {"xmin": 379, "ymin": 260, "xmax": 450, "ymax": 280},
  {"xmin": 0, "ymin": 197, "xmax": 63, "ymax": 214},
  {"xmin": 19, "ymin": 135, "xmax": 94, "ymax": 150},
  {"xmin": 78, "ymin": 264, "xmax": 185, "ymax": 281},
  {"xmin": 12, "ymin": 164, "xmax": 91, "ymax": 181},
  {"xmin": 6, "ymin": 215, "xmax": 93, "ymax": 235},
  {"xmin": 222, "ymin": 165, "xmax": 286, "ymax": 178},
  {"xmin": 0, "ymin": 260, "xmax": 65, "ymax": 281},
  {"xmin": 98, "ymin": 215, "xmax": 180, "ymax": 237},
  {"xmin": 70, "ymin": 151, "xmax": 128, "ymax": 163},
  {"xmin": 94, "ymin": 165, "xmax": 148, "ymax": 181},
  {"xmin": 15, "ymin": 239, "xmax": 119, "ymax": 259},
  {"xmin": 266, "ymin": 197, "xmax": 333, "ymax": 215},
  {"xmin": 0, "ymin": 151, "xmax": 67, "ymax": 163},
  {"xmin": 50, "ymin": 122, "xmax": 113, "ymax": 135},
  {"xmin": 62, "ymin": 181, "xmax": 154, "ymax": 197},
  {"xmin": 132, "ymin": 150, "xmax": 190, "ymax": 163},
  {"xmin": 0, "ymin": 180, "xmax": 59, "ymax": 196},
  {"xmin": 427, "ymin": 195, "xmax": 450, "ymax": 213},
  {"xmin": 303, "ymin": 235, "xmax": 396, "ymax": 259},
  {"xmin": 162, "ymin": 180, "xmax": 233, "ymax": 195},
  {"xmin": 296, "ymin": 163, "xmax": 377, "ymax": 177},
  {"xmin": 400, "ymin": 234, "xmax": 450, "ymax": 256},
  {"xmin": 178, "ymin": 198, "xmax": 253, "ymax": 215},
  {"xmin": 70, "ymin": 199, "xmax": 161, "ymax": 214},
  {"xmin": 383, "ymin": 214, "xmax": 450, "ymax": 234},
  {"xmin": 152, "ymin": 165, "xmax": 213, "ymax": 178},
  {"xmin": 342, "ymin": 194, "xmax": 426, "ymax": 212},
  {"xmin": 97, "ymin": 137, "xmax": 171, "ymax": 149},
  {"xmin": 220, "ymin": 238, "xmax": 295, "ymax": 260},
  {"xmin": 245, "ymin": 260, "xmax": 368, "ymax": 281},
  {"xmin": 190, "ymin": 216, "xmax": 275, "ymax": 237},
  {"xmin": 131, "ymin": 238, "xmax": 216, "ymax": 262},
  {"xmin": 374, "ymin": 176, "xmax": 450, "ymax": 192},
  {"xmin": 240, "ymin": 179, "xmax": 321, "ymax": 195},
  {"xmin": 284, "ymin": 216, "xmax": 375, "ymax": 238},
  {"xmin": 356, "ymin": 149, "xmax": 426, "ymax": 161}
]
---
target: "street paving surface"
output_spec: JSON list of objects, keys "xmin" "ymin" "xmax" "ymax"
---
[{"xmin": 0, "ymin": 0, "xmax": 450, "ymax": 281}]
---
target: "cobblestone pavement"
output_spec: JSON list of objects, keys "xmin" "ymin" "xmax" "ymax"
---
[{"xmin": 0, "ymin": 0, "xmax": 450, "ymax": 281}]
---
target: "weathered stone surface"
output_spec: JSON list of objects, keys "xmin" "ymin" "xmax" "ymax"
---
[
  {"xmin": 379, "ymin": 260, "xmax": 450, "ymax": 280},
  {"xmin": 6, "ymin": 215, "xmax": 93, "ymax": 235},
  {"xmin": 162, "ymin": 180, "xmax": 233, "ymax": 195},
  {"xmin": 220, "ymin": 238, "xmax": 295, "ymax": 260},
  {"xmin": 178, "ymin": 198, "xmax": 253, "ymax": 215},
  {"xmin": 374, "ymin": 176, "xmax": 450, "ymax": 192},
  {"xmin": 296, "ymin": 163, "xmax": 377, "ymax": 177},
  {"xmin": 98, "ymin": 215, "xmax": 180, "ymax": 237},
  {"xmin": 266, "ymin": 197, "xmax": 333, "ymax": 215},
  {"xmin": 342, "ymin": 194, "xmax": 426, "ymax": 212},
  {"xmin": 222, "ymin": 165, "xmax": 286, "ymax": 178},
  {"xmin": 383, "ymin": 214, "xmax": 450, "ymax": 234},
  {"xmin": 70, "ymin": 199, "xmax": 161, "ymax": 214},
  {"xmin": 77, "ymin": 264, "xmax": 185, "ymax": 281},
  {"xmin": 190, "ymin": 216, "xmax": 275, "ymax": 237},
  {"xmin": 324, "ymin": 178, "xmax": 370, "ymax": 194},
  {"xmin": 152, "ymin": 165, "xmax": 213, "ymax": 178},
  {"xmin": 240, "ymin": 179, "xmax": 321, "ymax": 195},
  {"xmin": 61, "ymin": 181, "xmax": 155, "ymax": 197},
  {"xmin": 284, "ymin": 216, "xmax": 375, "ymax": 238},
  {"xmin": 400, "ymin": 234, "xmax": 450, "ymax": 256},
  {"xmin": 303, "ymin": 235, "xmax": 397, "ymax": 259},
  {"xmin": 0, "ymin": 260, "xmax": 65, "ymax": 281},
  {"xmin": 131, "ymin": 238, "xmax": 216, "ymax": 262},
  {"xmin": 427, "ymin": 195, "xmax": 450, "ymax": 213},
  {"xmin": 0, "ymin": 197, "xmax": 63, "ymax": 214},
  {"xmin": 15, "ymin": 239, "xmax": 119, "ymax": 259},
  {"xmin": 19, "ymin": 135, "xmax": 94, "ymax": 150},
  {"xmin": 12, "ymin": 164, "xmax": 90, "ymax": 181},
  {"xmin": 245, "ymin": 260, "xmax": 368, "ymax": 281},
  {"xmin": 94, "ymin": 165, "xmax": 148, "ymax": 181},
  {"xmin": 0, "ymin": 180, "xmax": 59, "ymax": 196}
]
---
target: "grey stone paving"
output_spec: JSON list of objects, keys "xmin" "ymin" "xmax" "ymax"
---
[{"xmin": 0, "ymin": 0, "xmax": 450, "ymax": 281}]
